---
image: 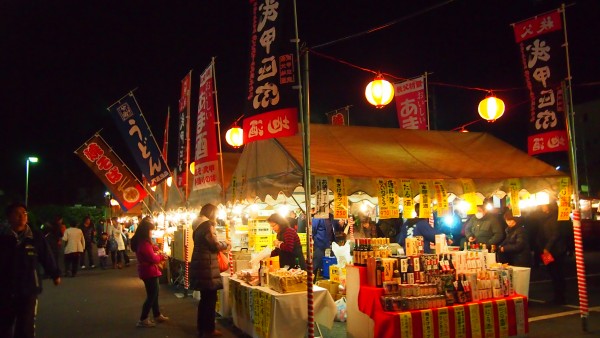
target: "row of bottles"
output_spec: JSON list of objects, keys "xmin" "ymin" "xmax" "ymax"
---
[
  {"xmin": 258, "ymin": 257, "xmax": 302, "ymax": 287},
  {"xmin": 353, "ymin": 237, "xmax": 392, "ymax": 266}
]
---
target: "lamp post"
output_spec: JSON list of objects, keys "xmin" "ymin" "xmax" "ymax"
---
[{"xmin": 25, "ymin": 156, "xmax": 38, "ymax": 207}]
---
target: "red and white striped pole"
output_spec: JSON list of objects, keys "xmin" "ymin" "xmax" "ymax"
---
[
  {"xmin": 226, "ymin": 222, "xmax": 234, "ymax": 276},
  {"xmin": 184, "ymin": 228, "xmax": 190, "ymax": 291},
  {"xmin": 572, "ymin": 210, "xmax": 588, "ymax": 317}
]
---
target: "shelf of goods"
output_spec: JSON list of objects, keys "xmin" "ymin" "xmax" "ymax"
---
[{"xmin": 346, "ymin": 247, "xmax": 530, "ymax": 338}]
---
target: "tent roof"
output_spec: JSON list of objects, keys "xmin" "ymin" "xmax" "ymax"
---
[{"xmin": 228, "ymin": 124, "xmax": 566, "ymax": 202}]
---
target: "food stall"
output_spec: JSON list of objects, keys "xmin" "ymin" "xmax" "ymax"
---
[{"xmin": 222, "ymin": 124, "xmax": 565, "ymax": 336}]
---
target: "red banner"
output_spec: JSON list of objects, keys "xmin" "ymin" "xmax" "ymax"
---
[
  {"xmin": 514, "ymin": 10, "xmax": 568, "ymax": 155},
  {"xmin": 243, "ymin": 0, "xmax": 299, "ymax": 143},
  {"xmin": 75, "ymin": 134, "xmax": 147, "ymax": 211},
  {"xmin": 177, "ymin": 72, "xmax": 191, "ymax": 188},
  {"xmin": 193, "ymin": 63, "xmax": 219, "ymax": 191},
  {"xmin": 242, "ymin": 107, "xmax": 298, "ymax": 143},
  {"xmin": 394, "ymin": 76, "xmax": 428, "ymax": 130}
]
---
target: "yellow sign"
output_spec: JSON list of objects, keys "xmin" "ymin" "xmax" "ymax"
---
[
  {"xmin": 433, "ymin": 181, "xmax": 449, "ymax": 216},
  {"xmin": 469, "ymin": 303, "xmax": 482, "ymax": 338},
  {"xmin": 507, "ymin": 178, "xmax": 521, "ymax": 217},
  {"xmin": 332, "ymin": 176, "xmax": 349, "ymax": 219},
  {"xmin": 376, "ymin": 178, "xmax": 399, "ymax": 219},
  {"xmin": 418, "ymin": 181, "xmax": 431, "ymax": 218},
  {"xmin": 401, "ymin": 179, "xmax": 414, "ymax": 219},
  {"xmin": 461, "ymin": 179, "xmax": 478, "ymax": 215},
  {"xmin": 558, "ymin": 177, "xmax": 571, "ymax": 221},
  {"xmin": 399, "ymin": 312, "xmax": 413, "ymax": 338}
]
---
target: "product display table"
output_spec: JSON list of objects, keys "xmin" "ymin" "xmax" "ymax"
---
[
  {"xmin": 226, "ymin": 277, "xmax": 336, "ymax": 338},
  {"xmin": 348, "ymin": 266, "xmax": 529, "ymax": 338}
]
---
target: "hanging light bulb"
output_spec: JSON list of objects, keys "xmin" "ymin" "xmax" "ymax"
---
[
  {"xmin": 478, "ymin": 94, "xmax": 505, "ymax": 122},
  {"xmin": 365, "ymin": 74, "xmax": 394, "ymax": 108},
  {"xmin": 226, "ymin": 125, "xmax": 244, "ymax": 147}
]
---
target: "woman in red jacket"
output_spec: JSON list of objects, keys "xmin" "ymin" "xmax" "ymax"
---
[{"xmin": 130, "ymin": 217, "xmax": 169, "ymax": 328}]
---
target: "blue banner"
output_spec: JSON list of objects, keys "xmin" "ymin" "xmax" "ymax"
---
[{"xmin": 108, "ymin": 93, "xmax": 170, "ymax": 186}]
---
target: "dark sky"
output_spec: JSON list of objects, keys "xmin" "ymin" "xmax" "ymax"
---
[{"xmin": 1, "ymin": 0, "xmax": 599, "ymax": 207}]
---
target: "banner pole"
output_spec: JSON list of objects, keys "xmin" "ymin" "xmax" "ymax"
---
[
  {"xmin": 185, "ymin": 70, "xmax": 192, "ymax": 205},
  {"xmin": 212, "ymin": 57, "xmax": 227, "ymax": 204},
  {"xmin": 561, "ymin": 4, "xmax": 588, "ymax": 330}
]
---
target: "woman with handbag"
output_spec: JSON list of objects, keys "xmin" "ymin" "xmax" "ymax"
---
[
  {"xmin": 108, "ymin": 217, "xmax": 126, "ymax": 269},
  {"xmin": 189, "ymin": 204, "xmax": 230, "ymax": 338},
  {"xmin": 130, "ymin": 216, "xmax": 169, "ymax": 328}
]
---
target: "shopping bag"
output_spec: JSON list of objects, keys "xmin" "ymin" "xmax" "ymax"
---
[
  {"xmin": 97, "ymin": 247, "xmax": 107, "ymax": 257},
  {"xmin": 218, "ymin": 251, "xmax": 229, "ymax": 272},
  {"xmin": 541, "ymin": 251, "xmax": 555, "ymax": 265},
  {"xmin": 334, "ymin": 297, "xmax": 347, "ymax": 322},
  {"xmin": 108, "ymin": 237, "xmax": 118, "ymax": 252}
]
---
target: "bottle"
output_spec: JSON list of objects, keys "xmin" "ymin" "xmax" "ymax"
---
[
  {"xmin": 463, "ymin": 274, "xmax": 473, "ymax": 302},
  {"xmin": 448, "ymin": 254, "xmax": 455, "ymax": 273},
  {"xmin": 258, "ymin": 261, "xmax": 264, "ymax": 286},
  {"xmin": 456, "ymin": 273, "xmax": 466, "ymax": 303},
  {"xmin": 406, "ymin": 259, "xmax": 415, "ymax": 284},
  {"xmin": 293, "ymin": 257, "xmax": 301, "ymax": 270},
  {"xmin": 375, "ymin": 258, "xmax": 384, "ymax": 288}
]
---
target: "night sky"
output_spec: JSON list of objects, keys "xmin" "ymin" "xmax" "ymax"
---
[{"xmin": 1, "ymin": 0, "xmax": 599, "ymax": 207}]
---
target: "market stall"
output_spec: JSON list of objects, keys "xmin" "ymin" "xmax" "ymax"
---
[{"xmin": 227, "ymin": 277, "xmax": 336, "ymax": 338}]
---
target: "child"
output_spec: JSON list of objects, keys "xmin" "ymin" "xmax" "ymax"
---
[{"xmin": 97, "ymin": 232, "xmax": 110, "ymax": 269}]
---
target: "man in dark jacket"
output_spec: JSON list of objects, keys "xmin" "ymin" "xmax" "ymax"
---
[
  {"xmin": 465, "ymin": 205, "xmax": 505, "ymax": 247},
  {"xmin": 498, "ymin": 211, "xmax": 531, "ymax": 267},
  {"xmin": 0, "ymin": 202, "xmax": 61, "ymax": 338},
  {"xmin": 79, "ymin": 216, "xmax": 96, "ymax": 269},
  {"xmin": 536, "ymin": 203, "xmax": 567, "ymax": 304}
]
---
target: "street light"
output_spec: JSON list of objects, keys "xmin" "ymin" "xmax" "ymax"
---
[{"xmin": 25, "ymin": 156, "xmax": 39, "ymax": 207}]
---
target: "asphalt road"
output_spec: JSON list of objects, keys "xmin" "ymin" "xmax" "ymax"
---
[{"xmin": 33, "ymin": 250, "xmax": 600, "ymax": 338}]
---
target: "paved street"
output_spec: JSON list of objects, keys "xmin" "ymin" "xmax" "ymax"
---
[{"xmin": 34, "ymin": 250, "xmax": 600, "ymax": 338}]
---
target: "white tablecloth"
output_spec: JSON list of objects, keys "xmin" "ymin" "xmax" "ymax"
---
[{"xmin": 227, "ymin": 277, "xmax": 336, "ymax": 338}]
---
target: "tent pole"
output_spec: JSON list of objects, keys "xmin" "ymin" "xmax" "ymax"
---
[{"xmin": 292, "ymin": 0, "xmax": 314, "ymax": 336}]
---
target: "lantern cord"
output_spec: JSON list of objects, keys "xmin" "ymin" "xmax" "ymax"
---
[{"xmin": 310, "ymin": 0, "xmax": 456, "ymax": 50}]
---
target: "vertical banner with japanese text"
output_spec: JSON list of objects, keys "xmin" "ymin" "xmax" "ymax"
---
[
  {"xmin": 401, "ymin": 179, "xmax": 414, "ymax": 219},
  {"xmin": 432, "ymin": 181, "xmax": 449, "ymax": 217},
  {"xmin": 331, "ymin": 176, "xmax": 348, "ymax": 219},
  {"xmin": 75, "ymin": 134, "xmax": 147, "ymax": 211},
  {"xmin": 513, "ymin": 10, "xmax": 568, "ymax": 155},
  {"xmin": 108, "ymin": 94, "xmax": 170, "ymax": 186},
  {"xmin": 418, "ymin": 181, "xmax": 431, "ymax": 219},
  {"xmin": 394, "ymin": 76, "xmax": 428, "ymax": 130},
  {"xmin": 177, "ymin": 72, "xmax": 192, "ymax": 188},
  {"xmin": 558, "ymin": 177, "xmax": 571, "ymax": 221},
  {"xmin": 193, "ymin": 63, "xmax": 219, "ymax": 191},
  {"xmin": 507, "ymin": 178, "xmax": 522, "ymax": 217},
  {"xmin": 314, "ymin": 176, "xmax": 329, "ymax": 219},
  {"xmin": 376, "ymin": 178, "xmax": 399, "ymax": 219},
  {"xmin": 243, "ymin": 0, "xmax": 298, "ymax": 143}
]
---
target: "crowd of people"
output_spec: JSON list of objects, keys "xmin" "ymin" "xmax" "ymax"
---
[{"xmin": 0, "ymin": 198, "xmax": 574, "ymax": 337}]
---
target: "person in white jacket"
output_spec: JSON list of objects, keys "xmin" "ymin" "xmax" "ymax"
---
[
  {"xmin": 62, "ymin": 224, "xmax": 85, "ymax": 277},
  {"xmin": 108, "ymin": 218, "xmax": 126, "ymax": 269}
]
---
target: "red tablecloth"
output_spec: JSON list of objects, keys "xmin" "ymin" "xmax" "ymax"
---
[{"xmin": 356, "ymin": 267, "xmax": 529, "ymax": 338}]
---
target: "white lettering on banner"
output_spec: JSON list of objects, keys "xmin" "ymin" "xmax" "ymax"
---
[
  {"xmin": 532, "ymin": 137, "xmax": 545, "ymax": 152},
  {"xmin": 535, "ymin": 110, "xmax": 558, "ymax": 130},
  {"xmin": 257, "ymin": 0, "xmax": 279, "ymax": 32},
  {"xmin": 127, "ymin": 119, "xmax": 163, "ymax": 177},
  {"xmin": 259, "ymin": 27, "xmax": 276, "ymax": 54},
  {"xmin": 253, "ymin": 82, "xmax": 280, "ymax": 109},
  {"xmin": 196, "ymin": 131, "xmax": 208, "ymax": 158},
  {"xmin": 267, "ymin": 116, "xmax": 289, "ymax": 134},
  {"xmin": 538, "ymin": 16, "xmax": 557, "ymax": 33},
  {"xmin": 248, "ymin": 120, "xmax": 264, "ymax": 138},
  {"xmin": 526, "ymin": 39, "xmax": 551, "ymax": 68},
  {"xmin": 548, "ymin": 135, "xmax": 566, "ymax": 148},
  {"xmin": 537, "ymin": 89, "xmax": 555, "ymax": 108},
  {"xmin": 532, "ymin": 66, "xmax": 551, "ymax": 88},
  {"xmin": 258, "ymin": 56, "xmax": 277, "ymax": 81}
]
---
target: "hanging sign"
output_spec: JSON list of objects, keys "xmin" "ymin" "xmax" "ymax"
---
[
  {"xmin": 193, "ymin": 63, "xmax": 219, "ymax": 190},
  {"xmin": 418, "ymin": 181, "xmax": 431, "ymax": 219},
  {"xmin": 507, "ymin": 178, "xmax": 522, "ymax": 217},
  {"xmin": 331, "ymin": 176, "xmax": 348, "ymax": 219},
  {"xmin": 314, "ymin": 176, "xmax": 329, "ymax": 219},
  {"xmin": 558, "ymin": 177, "xmax": 571, "ymax": 221},
  {"xmin": 433, "ymin": 181, "xmax": 449, "ymax": 217},
  {"xmin": 177, "ymin": 72, "xmax": 191, "ymax": 188},
  {"xmin": 461, "ymin": 179, "xmax": 478, "ymax": 215},
  {"xmin": 394, "ymin": 76, "xmax": 428, "ymax": 130},
  {"xmin": 376, "ymin": 178, "xmax": 399, "ymax": 219},
  {"xmin": 401, "ymin": 179, "xmax": 414, "ymax": 219}
]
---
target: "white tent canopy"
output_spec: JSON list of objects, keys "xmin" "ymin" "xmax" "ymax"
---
[{"xmin": 226, "ymin": 124, "xmax": 566, "ymax": 204}]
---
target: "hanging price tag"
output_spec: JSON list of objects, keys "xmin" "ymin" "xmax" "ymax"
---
[
  {"xmin": 437, "ymin": 307, "xmax": 450, "ymax": 338},
  {"xmin": 399, "ymin": 312, "xmax": 413, "ymax": 338}
]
